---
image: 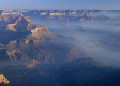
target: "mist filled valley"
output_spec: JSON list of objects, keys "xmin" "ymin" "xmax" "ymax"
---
[{"xmin": 0, "ymin": 10, "xmax": 120, "ymax": 86}]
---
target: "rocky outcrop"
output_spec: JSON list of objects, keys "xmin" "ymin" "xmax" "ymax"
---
[
  {"xmin": 6, "ymin": 26, "xmax": 55, "ymax": 49},
  {"xmin": 0, "ymin": 14, "xmax": 37, "ymax": 32},
  {"xmin": 28, "ymin": 26, "xmax": 55, "ymax": 40},
  {"xmin": 6, "ymin": 15, "xmax": 37, "ymax": 32},
  {"xmin": 0, "ymin": 74, "xmax": 10, "ymax": 86},
  {"xmin": 6, "ymin": 35, "xmax": 54, "ymax": 63}
]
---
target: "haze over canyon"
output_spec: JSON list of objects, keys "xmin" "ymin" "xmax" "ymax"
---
[{"xmin": 0, "ymin": 10, "xmax": 120, "ymax": 86}]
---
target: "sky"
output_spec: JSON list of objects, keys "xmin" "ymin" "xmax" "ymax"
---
[{"xmin": 0, "ymin": 0, "xmax": 120, "ymax": 10}]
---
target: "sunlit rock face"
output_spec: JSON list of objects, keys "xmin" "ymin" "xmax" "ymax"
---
[
  {"xmin": 0, "ymin": 14, "xmax": 36, "ymax": 31},
  {"xmin": 6, "ymin": 15, "xmax": 37, "ymax": 32},
  {"xmin": 29, "ymin": 26, "xmax": 55, "ymax": 40},
  {"xmin": 5, "ymin": 25, "xmax": 55, "ymax": 62},
  {"xmin": 0, "ymin": 74, "xmax": 10, "ymax": 86}
]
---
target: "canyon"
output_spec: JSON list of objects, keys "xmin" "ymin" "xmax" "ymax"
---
[
  {"xmin": 0, "ymin": 10, "xmax": 120, "ymax": 86},
  {"xmin": 0, "ymin": 14, "xmax": 87, "ymax": 67}
]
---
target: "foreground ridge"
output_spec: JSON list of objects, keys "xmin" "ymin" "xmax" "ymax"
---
[{"xmin": 0, "ymin": 74, "xmax": 10, "ymax": 85}]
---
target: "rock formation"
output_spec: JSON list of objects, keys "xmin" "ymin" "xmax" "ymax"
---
[
  {"xmin": 6, "ymin": 15, "xmax": 37, "ymax": 32},
  {"xmin": 0, "ymin": 74, "xmax": 10, "ymax": 86},
  {"xmin": 28, "ymin": 26, "xmax": 55, "ymax": 40},
  {"xmin": 0, "ymin": 14, "xmax": 86, "ymax": 67}
]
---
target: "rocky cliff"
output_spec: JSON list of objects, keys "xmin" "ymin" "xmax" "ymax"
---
[
  {"xmin": 6, "ymin": 15, "xmax": 37, "ymax": 32},
  {"xmin": 0, "ymin": 14, "xmax": 87, "ymax": 67},
  {"xmin": 28, "ymin": 26, "xmax": 55, "ymax": 40},
  {"xmin": 0, "ymin": 14, "xmax": 37, "ymax": 31},
  {"xmin": 0, "ymin": 74, "xmax": 10, "ymax": 86}
]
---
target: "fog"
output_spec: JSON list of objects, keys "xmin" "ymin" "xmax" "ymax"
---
[{"xmin": 29, "ymin": 12, "xmax": 120, "ymax": 67}]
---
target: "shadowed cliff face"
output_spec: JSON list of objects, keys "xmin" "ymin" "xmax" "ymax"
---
[{"xmin": 5, "ymin": 32, "xmax": 86, "ymax": 66}]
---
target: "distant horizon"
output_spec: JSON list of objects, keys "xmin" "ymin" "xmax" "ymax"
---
[
  {"xmin": 0, "ymin": 0, "xmax": 120, "ymax": 10},
  {"xmin": 1, "ymin": 9, "xmax": 120, "ymax": 11}
]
